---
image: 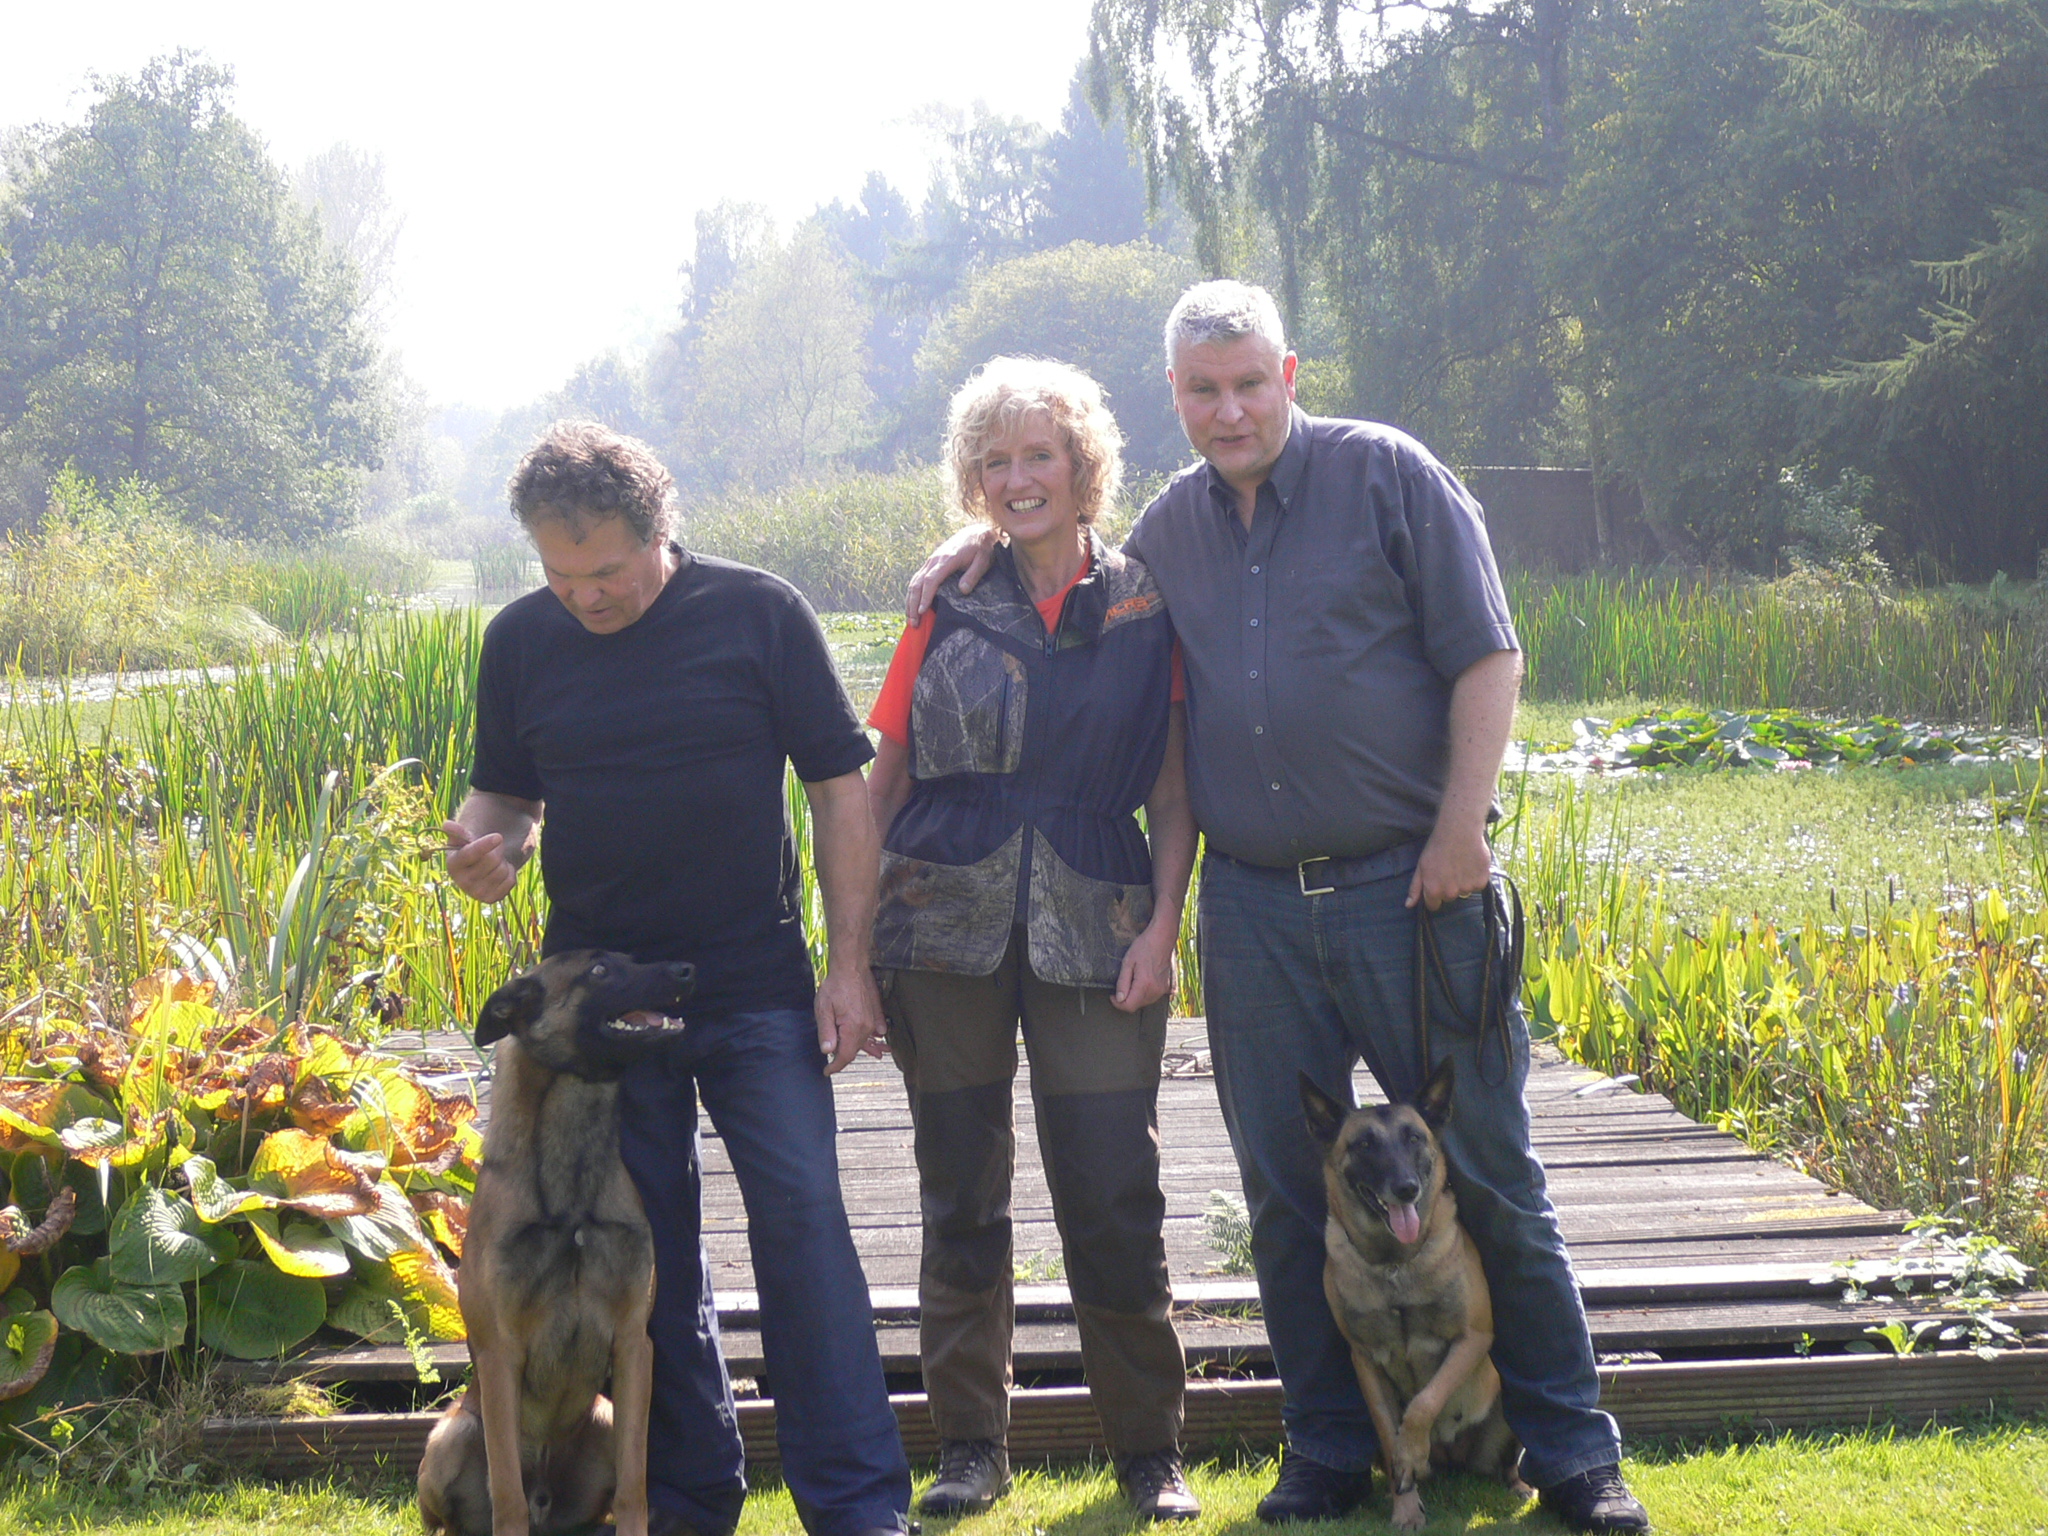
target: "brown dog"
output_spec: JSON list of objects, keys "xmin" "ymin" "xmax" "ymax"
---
[
  {"xmin": 418, "ymin": 950, "xmax": 695, "ymax": 1536},
  {"xmin": 1300, "ymin": 1059, "xmax": 1530, "ymax": 1531}
]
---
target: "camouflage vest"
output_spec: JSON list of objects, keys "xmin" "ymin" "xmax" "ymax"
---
[{"xmin": 873, "ymin": 532, "xmax": 1174, "ymax": 988}]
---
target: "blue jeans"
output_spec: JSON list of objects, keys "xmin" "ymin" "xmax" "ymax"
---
[
  {"xmin": 617, "ymin": 1008, "xmax": 911, "ymax": 1536},
  {"xmin": 1199, "ymin": 853, "xmax": 1621, "ymax": 1488}
]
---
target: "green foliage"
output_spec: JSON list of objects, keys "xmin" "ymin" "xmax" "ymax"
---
[
  {"xmin": 1510, "ymin": 571, "xmax": 2048, "ymax": 725},
  {"xmin": 912, "ymin": 240, "xmax": 1198, "ymax": 474},
  {"xmin": 1560, "ymin": 706, "xmax": 2031, "ymax": 771},
  {"xmin": 1500, "ymin": 778, "xmax": 2048, "ymax": 1266},
  {"xmin": 1201, "ymin": 1189, "xmax": 1254, "ymax": 1276},
  {"xmin": 0, "ymin": 471, "xmax": 422, "ymax": 675},
  {"xmin": 0, "ymin": 981, "xmax": 475, "ymax": 1408},
  {"xmin": 0, "ymin": 55, "xmax": 386, "ymax": 539},
  {"xmin": 1094, "ymin": 0, "xmax": 2048, "ymax": 575},
  {"xmin": 682, "ymin": 468, "xmax": 958, "ymax": 611}
]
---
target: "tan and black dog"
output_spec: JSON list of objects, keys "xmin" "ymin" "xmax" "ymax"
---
[
  {"xmin": 1300, "ymin": 1059, "xmax": 1531, "ymax": 1531},
  {"xmin": 418, "ymin": 950, "xmax": 696, "ymax": 1536}
]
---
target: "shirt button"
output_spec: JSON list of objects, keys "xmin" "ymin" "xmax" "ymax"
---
[
  {"xmin": 1251, "ymin": 565, "xmax": 1261, "ymax": 574},
  {"xmin": 1255, "ymin": 726, "xmax": 1265, "ymax": 735},
  {"xmin": 1249, "ymin": 618, "xmax": 1259, "ymax": 627},
  {"xmin": 1249, "ymin": 670, "xmax": 1259, "ymax": 679},
  {"xmin": 1270, "ymin": 782, "xmax": 1281, "ymax": 791}
]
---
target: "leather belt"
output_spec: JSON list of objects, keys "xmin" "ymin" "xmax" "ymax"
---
[{"xmin": 1208, "ymin": 839, "xmax": 1427, "ymax": 896}]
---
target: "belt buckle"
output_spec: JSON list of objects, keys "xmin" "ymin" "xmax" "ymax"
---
[{"xmin": 1298, "ymin": 857, "xmax": 1335, "ymax": 897}]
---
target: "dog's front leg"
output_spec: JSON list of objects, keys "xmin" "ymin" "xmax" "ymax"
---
[
  {"xmin": 609, "ymin": 1284, "xmax": 657, "ymax": 1536},
  {"xmin": 1396, "ymin": 1329, "xmax": 1495, "ymax": 1492},
  {"xmin": 1349, "ymin": 1349, "xmax": 1425, "ymax": 1532},
  {"xmin": 472, "ymin": 1329, "xmax": 531, "ymax": 1536}
]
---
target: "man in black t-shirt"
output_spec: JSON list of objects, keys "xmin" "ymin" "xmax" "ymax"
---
[{"xmin": 444, "ymin": 422, "xmax": 910, "ymax": 1536}]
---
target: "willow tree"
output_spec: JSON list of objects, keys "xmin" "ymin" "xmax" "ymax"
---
[{"xmin": 1089, "ymin": 0, "xmax": 1602, "ymax": 467}]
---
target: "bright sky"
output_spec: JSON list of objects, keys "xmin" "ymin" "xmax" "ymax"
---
[{"xmin": 6, "ymin": 0, "xmax": 1098, "ymax": 411}]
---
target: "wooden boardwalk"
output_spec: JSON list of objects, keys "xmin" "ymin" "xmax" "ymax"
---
[{"xmin": 382, "ymin": 1021, "xmax": 2045, "ymax": 1381}]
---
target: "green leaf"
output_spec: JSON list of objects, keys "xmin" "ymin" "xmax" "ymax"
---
[
  {"xmin": 0, "ymin": 1311, "xmax": 59, "ymax": 1401},
  {"xmin": 181, "ymin": 1155, "xmax": 276, "ymax": 1224},
  {"xmin": 195, "ymin": 1260, "xmax": 326, "ymax": 1359},
  {"xmin": 49, "ymin": 1259, "xmax": 187, "ymax": 1355},
  {"xmin": 109, "ymin": 1188, "xmax": 223, "ymax": 1287}
]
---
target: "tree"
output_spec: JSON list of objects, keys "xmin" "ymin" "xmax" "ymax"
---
[
  {"xmin": 0, "ymin": 54, "xmax": 385, "ymax": 538},
  {"xmin": 1557, "ymin": 0, "xmax": 2048, "ymax": 571},
  {"xmin": 682, "ymin": 227, "xmax": 874, "ymax": 488},
  {"xmin": 294, "ymin": 143, "xmax": 403, "ymax": 326},
  {"xmin": 1095, "ymin": 0, "xmax": 1590, "ymax": 455},
  {"xmin": 912, "ymin": 240, "xmax": 1197, "ymax": 474}
]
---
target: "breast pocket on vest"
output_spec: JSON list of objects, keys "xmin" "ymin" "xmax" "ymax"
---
[{"xmin": 911, "ymin": 630, "xmax": 1027, "ymax": 778}]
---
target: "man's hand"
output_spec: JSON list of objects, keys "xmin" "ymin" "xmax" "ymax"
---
[
  {"xmin": 1113, "ymin": 920, "xmax": 1177, "ymax": 1013},
  {"xmin": 444, "ymin": 819, "xmax": 520, "ymax": 904},
  {"xmin": 1406, "ymin": 824, "xmax": 1494, "ymax": 911},
  {"xmin": 815, "ymin": 964, "xmax": 886, "ymax": 1074},
  {"xmin": 1405, "ymin": 648, "xmax": 1521, "ymax": 911},
  {"xmin": 905, "ymin": 524, "xmax": 1000, "ymax": 621},
  {"xmin": 802, "ymin": 769, "xmax": 885, "ymax": 1074}
]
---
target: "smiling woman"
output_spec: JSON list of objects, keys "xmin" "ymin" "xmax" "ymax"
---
[{"xmin": 862, "ymin": 355, "xmax": 1203, "ymax": 1520}]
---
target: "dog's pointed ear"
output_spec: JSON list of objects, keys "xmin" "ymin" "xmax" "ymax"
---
[
  {"xmin": 476, "ymin": 974, "xmax": 545, "ymax": 1046},
  {"xmin": 1415, "ymin": 1056, "xmax": 1455, "ymax": 1131},
  {"xmin": 1299, "ymin": 1072, "xmax": 1349, "ymax": 1148}
]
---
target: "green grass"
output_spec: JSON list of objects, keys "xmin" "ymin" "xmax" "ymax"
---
[{"xmin": 6, "ymin": 1424, "xmax": 2048, "ymax": 1534}]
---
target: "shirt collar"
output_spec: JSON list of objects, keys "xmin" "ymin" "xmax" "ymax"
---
[{"xmin": 1203, "ymin": 406, "xmax": 1312, "ymax": 514}]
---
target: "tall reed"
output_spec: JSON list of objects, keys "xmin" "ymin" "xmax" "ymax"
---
[{"xmin": 1509, "ymin": 571, "xmax": 2048, "ymax": 726}]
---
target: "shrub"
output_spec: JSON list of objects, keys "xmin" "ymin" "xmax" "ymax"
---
[
  {"xmin": 682, "ymin": 468, "xmax": 959, "ymax": 610},
  {"xmin": 0, "ymin": 471, "xmax": 430, "ymax": 676}
]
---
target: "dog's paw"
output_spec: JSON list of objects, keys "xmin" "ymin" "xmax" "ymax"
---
[{"xmin": 1390, "ymin": 1488, "xmax": 1427, "ymax": 1532}]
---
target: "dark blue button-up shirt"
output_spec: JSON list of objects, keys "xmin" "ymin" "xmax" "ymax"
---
[{"xmin": 1126, "ymin": 409, "xmax": 1518, "ymax": 866}]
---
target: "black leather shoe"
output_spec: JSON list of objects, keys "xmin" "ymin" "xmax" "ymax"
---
[
  {"xmin": 1539, "ymin": 1465, "xmax": 1650, "ymax": 1533},
  {"xmin": 1117, "ymin": 1447, "xmax": 1201, "ymax": 1521},
  {"xmin": 1255, "ymin": 1447, "xmax": 1373, "ymax": 1523},
  {"xmin": 918, "ymin": 1438, "xmax": 1012, "ymax": 1516}
]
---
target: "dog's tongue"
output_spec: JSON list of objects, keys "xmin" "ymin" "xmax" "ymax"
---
[{"xmin": 1389, "ymin": 1203, "xmax": 1423, "ymax": 1245}]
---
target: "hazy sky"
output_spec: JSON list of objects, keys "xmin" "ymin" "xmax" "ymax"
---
[{"xmin": 7, "ymin": 0, "xmax": 1099, "ymax": 411}]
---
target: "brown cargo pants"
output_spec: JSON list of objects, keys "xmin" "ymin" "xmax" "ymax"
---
[{"xmin": 881, "ymin": 929, "xmax": 1186, "ymax": 1456}]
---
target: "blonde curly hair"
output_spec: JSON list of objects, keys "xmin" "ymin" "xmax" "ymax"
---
[{"xmin": 943, "ymin": 356, "xmax": 1124, "ymax": 527}]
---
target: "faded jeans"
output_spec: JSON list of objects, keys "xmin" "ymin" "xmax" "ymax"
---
[
  {"xmin": 1199, "ymin": 851, "xmax": 1621, "ymax": 1489},
  {"xmin": 616, "ymin": 1007, "xmax": 912, "ymax": 1536}
]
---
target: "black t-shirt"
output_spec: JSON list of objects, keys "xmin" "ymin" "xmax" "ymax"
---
[{"xmin": 468, "ymin": 548, "xmax": 874, "ymax": 1017}]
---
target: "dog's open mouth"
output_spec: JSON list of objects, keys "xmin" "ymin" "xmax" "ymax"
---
[{"xmin": 604, "ymin": 1010, "xmax": 687, "ymax": 1036}]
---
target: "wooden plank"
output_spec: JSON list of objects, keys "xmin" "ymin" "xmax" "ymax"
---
[{"xmin": 198, "ymin": 1348, "xmax": 2048, "ymax": 1478}]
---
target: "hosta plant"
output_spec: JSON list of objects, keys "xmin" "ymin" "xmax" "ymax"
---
[{"xmin": 0, "ymin": 970, "xmax": 476, "ymax": 1417}]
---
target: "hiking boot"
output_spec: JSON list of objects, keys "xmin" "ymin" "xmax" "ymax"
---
[
  {"xmin": 1539, "ymin": 1465, "xmax": 1650, "ymax": 1533},
  {"xmin": 1255, "ymin": 1447, "xmax": 1373, "ymax": 1523},
  {"xmin": 1116, "ymin": 1448, "xmax": 1201, "ymax": 1522},
  {"xmin": 918, "ymin": 1438, "xmax": 1011, "ymax": 1516}
]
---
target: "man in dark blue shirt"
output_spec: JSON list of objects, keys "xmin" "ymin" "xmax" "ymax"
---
[{"xmin": 447, "ymin": 421, "xmax": 910, "ymax": 1536}]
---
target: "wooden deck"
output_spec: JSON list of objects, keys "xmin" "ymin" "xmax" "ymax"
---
[
  {"xmin": 216, "ymin": 1022, "xmax": 2045, "ymax": 1471},
  {"xmin": 383, "ymin": 1020, "xmax": 2047, "ymax": 1379}
]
